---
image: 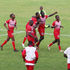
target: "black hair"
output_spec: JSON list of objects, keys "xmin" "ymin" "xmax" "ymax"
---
[
  {"xmin": 55, "ymin": 15, "xmax": 59, "ymax": 18},
  {"xmin": 29, "ymin": 20, "xmax": 34, "ymax": 24},
  {"xmin": 10, "ymin": 13, "xmax": 15, "ymax": 18},
  {"xmin": 28, "ymin": 41, "xmax": 33, "ymax": 46},
  {"xmin": 35, "ymin": 12, "xmax": 39, "ymax": 16}
]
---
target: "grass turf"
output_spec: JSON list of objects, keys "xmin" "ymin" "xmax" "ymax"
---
[{"xmin": 0, "ymin": 0, "xmax": 70, "ymax": 70}]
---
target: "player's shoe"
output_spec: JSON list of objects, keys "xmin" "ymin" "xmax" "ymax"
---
[
  {"xmin": 22, "ymin": 43, "xmax": 25, "ymax": 48},
  {"xmin": 48, "ymin": 45, "xmax": 50, "ymax": 51},
  {"xmin": 0, "ymin": 45, "xmax": 3, "ymax": 51},
  {"xmin": 14, "ymin": 49, "xmax": 18, "ymax": 52},
  {"xmin": 59, "ymin": 50, "xmax": 64, "ymax": 52}
]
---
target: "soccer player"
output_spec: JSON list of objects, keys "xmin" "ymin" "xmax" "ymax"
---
[
  {"xmin": 39, "ymin": 6, "xmax": 46, "ymax": 15},
  {"xmin": 0, "ymin": 13, "xmax": 18, "ymax": 52},
  {"xmin": 64, "ymin": 47, "xmax": 70, "ymax": 70},
  {"xmin": 36, "ymin": 11, "xmax": 57, "ymax": 49},
  {"xmin": 48, "ymin": 15, "xmax": 63, "ymax": 52},
  {"xmin": 22, "ymin": 41, "xmax": 38, "ymax": 70},
  {"xmin": 26, "ymin": 20, "xmax": 38, "ymax": 46},
  {"xmin": 22, "ymin": 12, "xmax": 40, "ymax": 47}
]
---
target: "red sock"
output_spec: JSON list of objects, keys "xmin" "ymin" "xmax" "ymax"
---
[
  {"xmin": 12, "ymin": 41, "xmax": 16, "ymax": 50},
  {"xmin": 36, "ymin": 41, "xmax": 40, "ymax": 47},
  {"xmin": 1, "ymin": 40, "xmax": 7, "ymax": 47},
  {"xmin": 49, "ymin": 43, "xmax": 53, "ymax": 47},
  {"xmin": 23, "ymin": 37, "xmax": 27, "ymax": 44},
  {"xmin": 58, "ymin": 45, "xmax": 61, "ymax": 51}
]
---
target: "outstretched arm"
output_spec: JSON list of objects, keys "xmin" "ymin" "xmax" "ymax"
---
[{"xmin": 48, "ymin": 12, "xmax": 58, "ymax": 17}]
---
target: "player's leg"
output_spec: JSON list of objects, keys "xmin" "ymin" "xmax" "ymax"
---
[
  {"xmin": 26, "ymin": 65, "xmax": 29, "ymax": 70},
  {"xmin": 57, "ymin": 39, "xmax": 61, "ymax": 50},
  {"xmin": 0, "ymin": 36, "xmax": 10, "ymax": 50},
  {"xmin": 36, "ymin": 36, "xmax": 44, "ymax": 48},
  {"xmin": 68, "ymin": 64, "xmax": 70, "ymax": 70},
  {"xmin": 48, "ymin": 39, "xmax": 57, "ymax": 50},
  {"xmin": 36, "ymin": 28, "xmax": 44, "ymax": 48},
  {"xmin": 22, "ymin": 33, "xmax": 27, "ymax": 47},
  {"xmin": 48, "ymin": 39, "xmax": 57, "ymax": 47},
  {"xmin": 11, "ymin": 36, "xmax": 18, "ymax": 52},
  {"xmin": 22, "ymin": 36, "xmax": 27, "ymax": 43},
  {"xmin": 29, "ymin": 65, "xmax": 34, "ymax": 70},
  {"xmin": 57, "ymin": 39, "xmax": 63, "ymax": 52}
]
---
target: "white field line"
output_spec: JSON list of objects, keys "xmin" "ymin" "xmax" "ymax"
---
[{"xmin": 0, "ymin": 30, "xmax": 70, "ymax": 37}]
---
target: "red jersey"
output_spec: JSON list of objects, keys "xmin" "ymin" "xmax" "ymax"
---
[
  {"xmin": 22, "ymin": 46, "xmax": 38, "ymax": 65},
  {"xmin": 31, "ymin": 17, "xmax": 37, "ymax": 26},
  {"xmin": 26, "ymin": 22, "xmax": 29, "ymax": 32},
  {"xmin": 52, "ymin": 21, "xmax": 61, "ymax": 39},
  {"xmin": 26, "ymin": 24, "xmax": 34, "ymax": 36},
  {"xmin": 31, "ymin": 17, "xmax": 38, "ymax": 35},
  {"xmin": 6, "ymin": 19, "xmax": 16, "ymax": 31},
  {"xmin": 52, "ymin": 21, "xmax": 61, "ymax": 32},
  {"xmin": 39, "ymin": 15, "xmax": 48, "ymax": 28}
]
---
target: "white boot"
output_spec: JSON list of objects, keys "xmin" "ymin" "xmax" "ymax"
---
[
  {"xmin": 48, "ymin": 45, "xmax": 50, "ymax": 51},
  {"xmin": 22, "ymin": 43, "xmax": 25, "ymax": 48}
]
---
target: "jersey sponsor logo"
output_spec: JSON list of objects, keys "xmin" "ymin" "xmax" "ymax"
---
[{"xmin": 9, "ymin": 20, "xmax": 16, "ymax": 27}]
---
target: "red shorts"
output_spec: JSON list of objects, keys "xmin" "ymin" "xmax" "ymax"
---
[
  {"xmin": 26, "ymin": 65, "xmax": 34, "ymax": 70},
  {"xmin": 27, "ymin": 35, "xmax": 35, "ymax": 46},
  {"xmin": 38, "ymin": 27, "xmax": 45, "ymax": 36},
  {"xmin": 7, "ymin": 30, "xmax": 14, "ymax": 38},
  {"xmin": 68, "ymin": 64, "xmax": 70, "ymax": 69},
  {"xmin": 54, "ymin": 30, "xmax": 60, "ymax": 39}
]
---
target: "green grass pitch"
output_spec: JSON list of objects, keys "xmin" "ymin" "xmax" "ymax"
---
[{"xmin": 0, "ymin": 0, "xmax": 70, "ymax": 70}]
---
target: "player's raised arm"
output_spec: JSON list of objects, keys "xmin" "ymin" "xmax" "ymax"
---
[
  {"xmin": 48, "ymin": 12, "xmax": 58, "ymax": 17},
  {"xmin": 4, "ymin": 23, "xmax": 9, "ymax": 30}
]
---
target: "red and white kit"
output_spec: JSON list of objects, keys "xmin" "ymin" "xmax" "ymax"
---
[
  {"xmin": 64, "ymin": 47, "xmax": 70, "ymax": 70},
  {"xmin": 6, "ymin": 19, "xmax": 16, "ymax": 38},
  {"xmin": 26, "ymin": 24, "xmax": 35, "ymax": 45},
  {"xmin": 22, "ymin": 46, "xmax": 38, "ymax": 70},
  {"xmin": 38, "ymin": 15, "xmax": 48, "ymax": 36},
  {"xmin": 52, "ymin": 21, "xmax": 61, "ymax": 39},
  {"xmin": 31, "ymin": 17, "xmax": 37, "ymax": 35}
]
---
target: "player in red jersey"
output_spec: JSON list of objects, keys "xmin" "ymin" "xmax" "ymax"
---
[
  {"xmin": 0, "ymin": 13, "xmax": 18, "ymax": 52},
  {"xmin": 31, "ymin": 12, "xmax": 41, "ymax": 35},
  {"xmin": 36, "ymin": 11, "xmax": 57, "ymax": 49},
  {"xmin": 22, "ymin": 12, "xmax": 40, "ymax": 47},
  {"xmin": 48, "ymin": 15, "xmax": 63, "ymax": 52},
  {"xmin": 22, "ymin": 41, "xmax": 38, "ymax": 70},
  {"xmin": 26, "ymin": 20, "xmax": 38, "ymax": 46}
]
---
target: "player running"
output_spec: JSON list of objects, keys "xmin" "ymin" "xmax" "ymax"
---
[
  {"xmin": 22, "ymin": 41, "xmax": 38, "ymax": 70},
  {"xmin": 48, "ymin": 15, "xmax": 63, "ymax": 52},
  {"xmin": 36, "ymin": 11, "xmax": 57, "ymax": 49},
  {"xmin": 0, "ymin": 13, "xmax": 18, "ymax": 52}
]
